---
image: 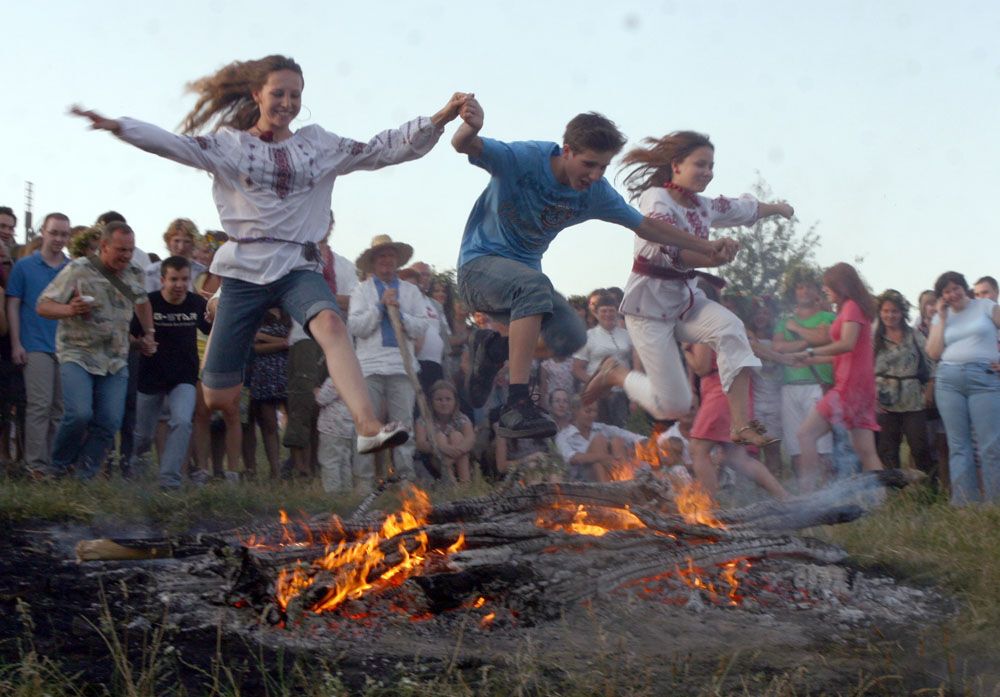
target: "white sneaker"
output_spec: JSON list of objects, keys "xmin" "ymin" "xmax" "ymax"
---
[{"xmin": 357, "ymin": 422, "xmax": 410, "ymax": 455}]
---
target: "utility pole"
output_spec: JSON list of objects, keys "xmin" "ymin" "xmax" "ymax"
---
[{"xmin": 24, "ymin": 181, "xmax": 34, "ymax": 243}]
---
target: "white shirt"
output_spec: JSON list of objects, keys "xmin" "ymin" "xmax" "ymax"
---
[
  {"xmin": 416, "ymin": 295, "xmax": 448, "ymax": 363},
  {"xmin": 555, "ymin": 422, "xmax": 645, "ymax": 463},
  {"xmin": 934, "ymin": 298, "xmax": 1000, "ymax": 364},
  {"xmin": 620, "ymin": 189, "xmax": 759, "ymax": 321},
  {"xmin": 348, "ymin": 276, "xmax": 429, "ymax": 376},
  {"xmin": 116, "ymin": 117, "xmax": 443, "ymax": 285},
  {"xmin": 573, "ymin": 324, "xmax": 632, "ymax": 374}
]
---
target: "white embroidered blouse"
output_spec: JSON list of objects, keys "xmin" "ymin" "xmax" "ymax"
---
[
  {"xmin": 620, "ymin": 187, "xmax": 759, "ymax": 321},
  {"xmin": 116, "ymin": 117, "xmax": 443, "ymax": 285}
]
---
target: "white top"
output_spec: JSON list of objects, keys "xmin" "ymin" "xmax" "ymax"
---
[
  {"xmin": 131, "ymin": 247, "xmax": 151, "ymax": 271},
  {"xmin": 573, "ymin": 324, "xmax": 632, "ymax": 374},
  {"xmin": 315, "ymin": 377, "xmax": 355, "ymax": 437},
  {"xmin": 934, "ymin": 298, "xmax": 1000, "ymax": 364},
  {"xmin": 416, "ymin": 295, "xmax": 448, "ymax": 363},
  {"xmin": 116, "ymin": 117, "xmax": 443, "ymax": 285},
  {"xmin": 555, "ymin": 422, "xmax": 645, "ymax": 463},
  {"xmin": 620, "ymin": 188, "xmax": 759, "ymax": 321},
  {"xmin": 348, "ymin": 276, "xmax": 429, "ymax": 376}
]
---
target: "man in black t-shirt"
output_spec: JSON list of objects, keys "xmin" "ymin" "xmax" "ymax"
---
[{"xmin": 129, "ymin": 256, "xmax": 212, "ymax": 489}]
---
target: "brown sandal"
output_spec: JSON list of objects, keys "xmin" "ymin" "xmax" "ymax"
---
[{"xmin": 731, "ymin": 419, "xmax": 780, "ymax": 447}]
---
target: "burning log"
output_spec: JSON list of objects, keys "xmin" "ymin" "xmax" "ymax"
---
[{"xmin": 75, "ymin": 471, "xmax": 918, "ymax": 626}]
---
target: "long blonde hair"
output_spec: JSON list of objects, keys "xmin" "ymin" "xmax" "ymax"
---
[{"xmin": 180, "ymin": 55, "xmax": 303, "ymax": 134}]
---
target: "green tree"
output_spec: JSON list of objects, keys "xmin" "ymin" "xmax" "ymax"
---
[{"xmin": 721, "ymin": 175, "xmax": 821, "ymax": 299}]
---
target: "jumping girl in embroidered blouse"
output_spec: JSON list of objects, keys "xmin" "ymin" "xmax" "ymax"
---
[
  {"xmin": 71, "ymin": 55, "xmax": 470, "ymax": 456},
  {"xmin": 583, "ymin": 131, "xmax": 793, "ymax": 448}
]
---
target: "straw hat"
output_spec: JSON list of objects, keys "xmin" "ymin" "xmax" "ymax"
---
[{"xmin": 356, "ymin": 234, "xmax": 413, "ymax": 275}]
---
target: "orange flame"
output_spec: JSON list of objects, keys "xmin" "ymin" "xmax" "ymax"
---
[
  {"xmin": 273, "ymin": 484, "xmax": 464, "ymax": 614},
  {"xmin": 480, "ymin": 611, "xmax": 496, "ymax": 627},
  {"xmin": 534, "ymin": 503, "xmax": 645, "ymax": 536},
  {"xmin": 673, "ymin": 481, "xmax": 725, "ymax": 528},
  {"xmin": 670, "ymin": 557, "xmax": 750, "ymax": 606}
]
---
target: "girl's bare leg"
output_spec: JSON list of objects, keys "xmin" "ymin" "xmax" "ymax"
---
[
  {"xmin": 308, "ymin": 310, "xmax": 382, "ymax": 437},
  {"xmin": 849, "ymin": 428, "xmax": 885, "ymax": 472},
  {"xmin": 689, "ymin": 438, "xmax": 720, "ymax": 496},
  {"xmin": 448, "ymin": 430, "xmax": 471, "ymax": 483},
  {"xmin": 796, "ymin": 409, "xmax": 832, "ymax": 492},
  {"xmin": 257, "ymin": 401, "xmax": 281, "ymax": 478},
  {"xmin": 204, "ymin": 384, "xmax": 244, "ymax": 474},
  {"xmin": 725, "ymin": 444, "xmax": 789, "ymax": 499}
]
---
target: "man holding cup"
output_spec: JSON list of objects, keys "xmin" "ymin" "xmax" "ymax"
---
[{"xmin": 37, "ymin": 222, "xmax": 155, "ymax": 479}]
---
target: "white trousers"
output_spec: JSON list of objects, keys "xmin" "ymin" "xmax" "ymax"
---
[{"xmin": 623, "ymin": 297, "xmax": 760, "ymax": 421}]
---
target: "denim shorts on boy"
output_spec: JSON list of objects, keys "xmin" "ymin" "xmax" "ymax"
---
[
  {"xmin": 202, "ymin": 270, "xmax": 339, "ymax": 389},
  {"xmin": 457, "ymin": 255, "xmax": 585, "ymax": 359}
]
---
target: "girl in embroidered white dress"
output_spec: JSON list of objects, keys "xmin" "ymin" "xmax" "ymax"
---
[
  {"xmin": 583, "ymin": 131, "xmax": 793, "ymax": 448},
  {"xmin": 72, "ymin": 55, "xmax": 470, "ymax": 457}
]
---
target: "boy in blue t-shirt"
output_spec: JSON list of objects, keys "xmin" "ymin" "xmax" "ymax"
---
[{"xmin": 452, "ymin": 100, "xmax": 738, "ymax": 439}]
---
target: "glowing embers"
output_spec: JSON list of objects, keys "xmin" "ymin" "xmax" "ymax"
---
[
  {"xmin": 534, "ymin": 502, "xmax": 646, "ymax": 537},
  {"xmin": 624, "ymin": 558, "xmax": 752, "ymax": 607},
  {"xmin": 271, "ymin": 485, "xmax": 465, "ymax": 615}
]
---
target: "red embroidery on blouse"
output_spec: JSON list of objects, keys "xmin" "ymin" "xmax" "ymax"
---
[
  {"xmin": 711, "ymin": 196, "xmax": 732, "ymax": 214},
  {"xmin": 684, "ymin": 208, "xmax": 708, "ymax": 239},
  {"xmin": 350, "ymin": 142, "xmax": 365, "ymax": 156},
  {"xmin": 194, "ymin": 136, "xmax": 210, "ymax": 151},
  {"xmin": 271, "ymin": 147, "xmax": 293, "ymax": 200}
]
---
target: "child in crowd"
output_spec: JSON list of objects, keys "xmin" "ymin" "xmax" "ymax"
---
[
  {"xmin": 415, "ymin": 380, "xmax": 475, "ymax": 483},
  {"xmin": 555, "ymin": 396, "xmax": 646, "ymax": 482},
  {"xmin": 685, "ymin": 341, "xmax": 789, "ymax": 499},
  {"xmin": 314, "ymin": 377, "xmax": 356, "ymax": 494}
]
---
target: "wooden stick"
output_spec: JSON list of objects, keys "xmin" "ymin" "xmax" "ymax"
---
[{"xmin": 385, "ymin": 304, "xmax": 454, "ymax": 484}]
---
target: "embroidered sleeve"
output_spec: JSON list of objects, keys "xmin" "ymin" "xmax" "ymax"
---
[
  {"xmin": 317, "ymin": 117, "xmax": 444, "ymax": 175},
  {"xmin": 116, "ymin": 118, "xmax": 229, "ymax": 174},
  {"xmin": 708, "ymin": 194, "xmax": 759, "ymax": 228}
]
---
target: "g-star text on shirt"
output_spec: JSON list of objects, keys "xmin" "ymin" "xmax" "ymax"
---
[{"xmin": 154, "ymin": 311, "xmax": 200, "ymax": 323}]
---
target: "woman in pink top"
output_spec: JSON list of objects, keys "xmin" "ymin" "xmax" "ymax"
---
[{"xmin": 790, "ymin": 262, "xmax": 884, "ymax": 490}]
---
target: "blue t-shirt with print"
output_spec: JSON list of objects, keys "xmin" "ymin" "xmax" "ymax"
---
[
  {"xmin": 6, "ymin": 251, "xmax": 68, "ymax": 353},
  {"xmin": 457, "ymin": 139, "xmax": 644, "ymax": 271}
]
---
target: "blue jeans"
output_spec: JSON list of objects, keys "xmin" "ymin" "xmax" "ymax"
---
[
  {"xmin": 203, "ymin": 270, "xmax": 339, "ymax": 389},
  {"xmin": 935, "ymin": 362, "xmax": 1000, "ymax": 504},
  {"xmin": 132, "ymin": 384, "xmax": 197, "ymax": 489},
  {"xmin": 51, "ymin": 362, "xmax": 129, "ymax": 479},
  {"xmin": 457, "ymin": 255, "xmax": 586, "ymax": 358}
]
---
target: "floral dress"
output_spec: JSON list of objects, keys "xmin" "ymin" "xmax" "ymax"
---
[{"xmin": 249, "ymin": 316, "xmax": 290, "ymax": 402}]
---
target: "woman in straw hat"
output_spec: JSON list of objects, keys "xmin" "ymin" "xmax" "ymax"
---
[{"xmin": 71, "ymin": 55, "xmax": 470, "ymax": 454}]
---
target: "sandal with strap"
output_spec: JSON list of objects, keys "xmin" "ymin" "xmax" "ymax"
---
[{"xmin": 731, "ymin": 419, "xmax": 780, "ymax": 447}]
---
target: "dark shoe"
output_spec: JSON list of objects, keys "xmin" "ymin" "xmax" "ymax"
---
[
  {"xmin": 466, "ymin": 329, "xmax": 506, "ymax": 409},
  {"xmin": 496, "ymin": 400, "xmax": 558, "ymax": 439}
]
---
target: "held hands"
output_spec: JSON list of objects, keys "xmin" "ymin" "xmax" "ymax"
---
[
  {"xmin": 431, "ymin": 92, "xmax": 475, "ymax": 128},
  {"xmin": 69, "ymin": 105, "xmax": 121, "ymax": 134},
  {"xmin": 458, "ymin": 96, "xmax": 483, "ymax": 131},
  {"xmin": 140, "ymin": 333, "xmax": 158, "ymax": 357},
  {"xmin": 380, "ymin": 287, "xmax": 399, "ymax": 308},
  {"xmin": 707, "ymin": 237, "xmax": 739, "ymax": 265}
]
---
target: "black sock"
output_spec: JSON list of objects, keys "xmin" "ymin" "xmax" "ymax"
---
[
  {"xmin": 486, "ymin": 333, "xmax": 509, "ymax": 363},
  {"xmin": 507, "ymin": 383, "xmax": 530, "ymax": 406}
]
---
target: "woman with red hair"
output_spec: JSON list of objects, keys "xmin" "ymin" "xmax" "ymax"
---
[{"xmin": 789, "ymin": 262, "xmax": 884, "ymax": 490}]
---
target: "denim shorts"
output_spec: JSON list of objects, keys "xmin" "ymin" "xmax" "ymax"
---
[
  {"xmin": 457, "ymin": 255, "xmax": 586, "ymax": 358},
  {"xmin": 202, "ymin": 270, "xmax": 339, "ymax": 390}
]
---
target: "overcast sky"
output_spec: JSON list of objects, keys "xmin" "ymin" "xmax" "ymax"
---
[{"xmin": 3, "ymin": 0, "xmax": 998, "ymax": 307}]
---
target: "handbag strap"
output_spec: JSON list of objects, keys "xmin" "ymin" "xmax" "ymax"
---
[{"xmin": 86, "ymin": 254, "xmax": 139, "ymax": 304}]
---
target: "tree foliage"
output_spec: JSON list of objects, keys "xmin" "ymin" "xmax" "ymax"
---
[{"xmin": 722, "ymin": 175, "xmax": 821, "ymax": 299}]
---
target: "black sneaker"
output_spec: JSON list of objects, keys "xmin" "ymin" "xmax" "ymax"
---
[
  {"xmin": 496, "ymin": 400, "xmax": 558, "ymax": 439},
  {"xmin": 466, "ymin": 329, "xmax": 506, "ymax": 408}
]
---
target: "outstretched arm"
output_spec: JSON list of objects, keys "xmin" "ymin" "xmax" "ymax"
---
[
  {"xmin": 451, "ymin": 96, "xmax": 484, "ymax": 159},
  {"xmin": 757, "ymin": 201, "xmax": 795, "ymax": 220}
]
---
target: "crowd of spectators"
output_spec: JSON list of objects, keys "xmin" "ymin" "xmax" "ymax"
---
[{"xmin": 0, "ymin": 204, "xmax": 998, "ymax": 507}]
